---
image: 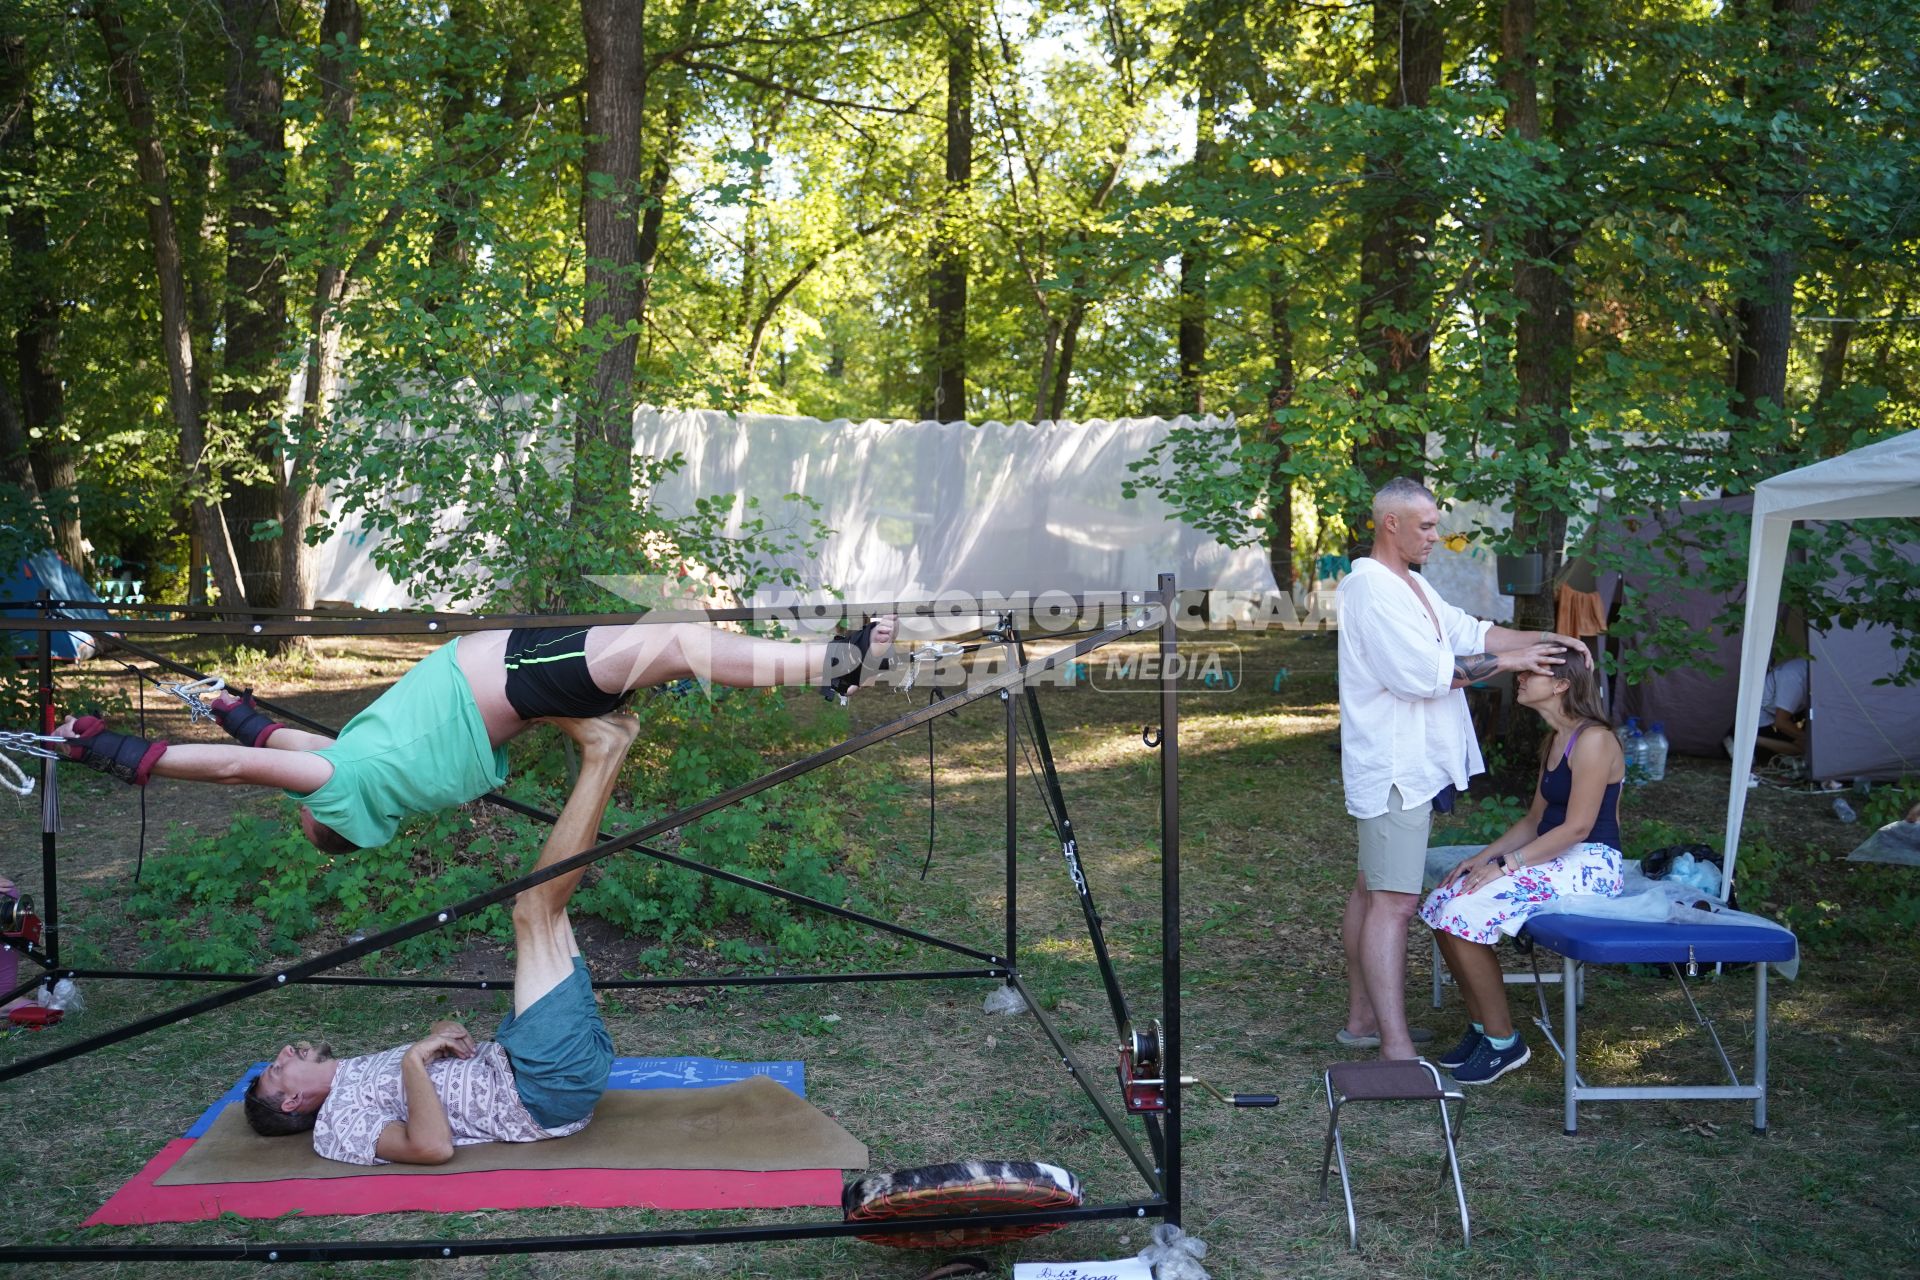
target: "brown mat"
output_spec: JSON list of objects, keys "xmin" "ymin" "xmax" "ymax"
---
[{"xmin": 158, "ymin": 1076, "xmax": 867, "ymax": 1185}]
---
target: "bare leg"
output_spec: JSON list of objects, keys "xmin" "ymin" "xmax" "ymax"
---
[
  {"xmin": 582, "ymin": 617, "xmax": 896, "ymax": 696},
  {"xmin": 1342, "ymin": 874, "xmax": 1377, "ymax": 1036},
  {"xmin": 511, "ymin": 714, "xmax": 639, "ymax": 1015},
  {"xmin": 1357, "ymin": 889, "xmax": 1422, "ymax": 1058},
  {"xmin": 1436, "ymin": 932, "xmax": 1512, "ymax": 1038}
]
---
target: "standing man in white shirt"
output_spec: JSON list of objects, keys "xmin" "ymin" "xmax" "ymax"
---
[{"xmin": 1337, "ymin": 478, "xmax": 1588, "ymax": 1060}]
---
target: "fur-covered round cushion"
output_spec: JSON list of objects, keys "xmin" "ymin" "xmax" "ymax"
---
[{"xmin": 843, "ymin": 1159, "xmax": 1082, "ymax": 1249}]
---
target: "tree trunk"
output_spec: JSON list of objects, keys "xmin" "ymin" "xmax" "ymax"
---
[
  {"xmin": 222, "ymin": 0, "xmax": 289, "ymax": 607},
  {"xmin": 577, "ymin": 0, "xmax": 648, "ymax": 520},
  {"xmin": 0, "ymin": 379, "xmax": 37, "ymax": 496},
  {"xmin": 1178, "ymin": 86, "xmax": 1216, "ymax": 417},
  {"xmin": 95, "ymin": 2, "xmax": 248, "ymax": 606},
  {"xmin": 1, "ymin": 34, "xmax": 83, "ymax": 568},
  {"xmin": 1047, "ymin": 296, "xmax": 1086, "ymax": 421},
  {"xmin": 1031, "ymin": 316, "xmax": 1059, "ymax": 423},
  {"xmin": 283, "ymin": 0, "xmax": 364, "ymax": 634},
  {"xmin": 1729, "ymin": 0, "xmax": 1817, "ymax": 423},
  {"xmin": 1044, "ymin": 153, "xmax": 1127, "ymax": 422},
  {"xmin": 1811, "ymin": 314, "xmax": 1855, "ymax": 456},
  {"xmin": 1351, "ymin": 0, "xmax": 1443, "ymax": 536},
  {"xmin": 1501, "ymin": 0, "xmax": 1585, "ymax": 766},
  {"xmin": 631, "ymin": 127, "xmax": 680, "ymax": 376},
  {"xmin": 426, "ymin": 0, "xmax": 484, "ymax": 313},
  {"xmin": 925, "ymin": 11, "xmax": 973, "ymax": 422},
  {"xmin": 1266, "ymin": 277, "xmax": 1295, "ymax": 595}
]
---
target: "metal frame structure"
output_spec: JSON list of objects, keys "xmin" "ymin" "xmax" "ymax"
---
[{"xmin": 0, "ymin": 576, "xmax": 1185, "ymax": 1265}]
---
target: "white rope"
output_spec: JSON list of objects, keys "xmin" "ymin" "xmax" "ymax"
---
[
  {"xmin": 0, "ymin": 732, "xmax": 64, "ymax": 797},
  {"xmin": 0, "ymin": 753, "xmax": 33, "ymax": 797}
]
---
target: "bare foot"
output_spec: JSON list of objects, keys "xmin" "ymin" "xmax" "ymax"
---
[
  {"xmin": 550, "ymin": 713, "xmax": 640, "ymax": 754},
  {"xmin": 851, "ymin": 615, "xmax": 897, "ymax": 693}
]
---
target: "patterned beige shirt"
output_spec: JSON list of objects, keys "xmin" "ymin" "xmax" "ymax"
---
[{"xmin": 312, "ymin": 1041, "xmax": 590, "ymax": 1165}]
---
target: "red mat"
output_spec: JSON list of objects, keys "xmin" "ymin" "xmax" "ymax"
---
[{"xmin": 87, "ymin": 1139, "xmax": 843, "ymax": 1225}]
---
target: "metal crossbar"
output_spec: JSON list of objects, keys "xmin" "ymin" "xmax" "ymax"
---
[{"xmin": 0, "ymin": 591, "xmax": 1149, "ymax": 636}]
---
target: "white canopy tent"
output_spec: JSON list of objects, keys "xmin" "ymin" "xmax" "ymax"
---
[{"xmin": 1722, "ymin": 430, "xmax": 1920, "ymax": 897}]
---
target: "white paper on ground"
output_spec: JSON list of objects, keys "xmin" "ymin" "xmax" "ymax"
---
[{"xmin": 1013, "ymin": 1261, "xmax": 1154, "ymax": 1280}]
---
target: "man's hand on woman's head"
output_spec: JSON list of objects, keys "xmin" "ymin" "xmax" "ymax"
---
[
  {"xmin": 1542, "ymin": 632, "xmax": 1595, "ymax": 666},
  {"xmin": 1502, "ymin": 641, "xmax": 1571, "ymax": 676}
]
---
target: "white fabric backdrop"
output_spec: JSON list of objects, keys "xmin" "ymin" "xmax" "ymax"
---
[
  {"xmin": 629, "ymin": 408, "xmax": 1282, "ymax": 603},
  {"xmin": 312, "ymin": 409, "xmax": 1285, "ymax": 609}
]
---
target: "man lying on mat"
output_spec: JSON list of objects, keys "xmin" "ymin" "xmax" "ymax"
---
[
  {"xmin": 242, "ymin": 715, "xmax": 633, "ymax": 1162},
  {"xmin": 51, "ymin": 614, "xmax": 895, "ymax": 854}
]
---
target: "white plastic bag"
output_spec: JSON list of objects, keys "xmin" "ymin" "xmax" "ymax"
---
[{"xmin": 1138, "ymin": 1223, "xmax": 1210, "ymax": 1280}]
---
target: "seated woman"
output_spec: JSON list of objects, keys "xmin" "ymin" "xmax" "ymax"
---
[{"xmin": 1420, "ymin": 661, "xmax": 1625, "ymax": 1085}]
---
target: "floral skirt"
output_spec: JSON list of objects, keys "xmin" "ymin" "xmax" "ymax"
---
[{"xmin": 1420, "ymin": 843, "xmax": 1625, "ymax": 946}]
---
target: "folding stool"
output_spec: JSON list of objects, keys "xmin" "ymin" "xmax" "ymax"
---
[{"xmin": 1318, "ymin": 1058, "xmax": 1470, "ymax": 1250}]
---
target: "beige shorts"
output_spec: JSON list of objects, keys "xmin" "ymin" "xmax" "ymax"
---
[{"xmin": 1356, "ymin": 786, "xmax": 1432, "ymax": 894}]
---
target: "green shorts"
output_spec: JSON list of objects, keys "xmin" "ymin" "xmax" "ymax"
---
[
  {"xmin": 1355, "ymin": 785, "xmax": 1433, "ymax": 894},
  {"xmin": 497, "ymin": 957, "xmax": 613, "ymax": 1128}
]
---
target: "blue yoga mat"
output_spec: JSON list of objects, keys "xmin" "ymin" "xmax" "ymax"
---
[{"xmin": 185, "ymin": 1056, "xmax": 805, "ymax": 1139}]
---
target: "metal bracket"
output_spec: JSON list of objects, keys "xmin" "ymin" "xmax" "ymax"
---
[
  {"xmin": 160, "ymin": 675, "xmax": 226, "ymax": 723},
  {"xmin": 900, "ymin": 642, "xmax": 966, "ymax": 694}
]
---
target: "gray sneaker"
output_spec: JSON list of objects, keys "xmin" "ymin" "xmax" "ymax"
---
[{"xmin": 1449, "ymin": 1032, "xmax": 1531, "ymax": 1085}]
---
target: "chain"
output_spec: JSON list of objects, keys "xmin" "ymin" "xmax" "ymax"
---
[{"xmin": 159, "ymin": 674, "xmax": 226, "ymax": 723}]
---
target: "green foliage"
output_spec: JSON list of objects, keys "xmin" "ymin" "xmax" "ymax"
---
[
  {"xmin": 571, "ymin": 687, "xmax": 867, "ymax": 965},
  {"xmin": 1445, "ymin": 791, "xmax": 1532, "ymax": 847},
  {"xmin": 129, "ymin": 810, "xmax": 524, "ymax": 973},
  {"xmin": 5, "ymin": 0, "xmax": 1917, "ymax": 680},
  {"xmin": 1860, "ymin": 780, "xmax": 1920, "ymax": 828}
]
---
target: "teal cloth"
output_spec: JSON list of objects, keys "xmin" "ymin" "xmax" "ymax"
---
[
  {"xmin": 287, "ymin": 638, "xmax": 508, "ymax": 849},
  {"xmin": 497, "ymin": 958, "xmax": 613, "ymax": 1128}
]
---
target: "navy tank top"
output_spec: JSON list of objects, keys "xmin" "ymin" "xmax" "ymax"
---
[{"xmin": 1537, "ymin": 725, "xmax": 1623, "ymax": 852}]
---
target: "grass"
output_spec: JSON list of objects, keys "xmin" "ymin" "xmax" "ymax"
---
[{"xmin": 1, "ymin": 628, "xmax": 1917, "ymax": 1277}]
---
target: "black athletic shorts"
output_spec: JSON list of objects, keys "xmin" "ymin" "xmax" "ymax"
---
[{"xmin": 502, "ymin": 627, "xmax": 634, "ymax": 720}]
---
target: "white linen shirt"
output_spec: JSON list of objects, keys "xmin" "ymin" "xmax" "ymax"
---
[{"xmin": 1336, "ymin": 557, "xmax": 1493, "ymax": 819}]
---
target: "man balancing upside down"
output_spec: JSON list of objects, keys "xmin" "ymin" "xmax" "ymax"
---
[
  {"xmin": 50, "ymin": 616, "xmax": 896, "ymax": 854},
  {"xmin": 245, "ymin": 713, "xmax": 636, "ymax": 1158}
]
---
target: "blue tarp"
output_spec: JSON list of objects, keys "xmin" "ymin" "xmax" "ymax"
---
[{"xmin": 2, "ymin": 549, "xmax": 110, "ymax": 660}]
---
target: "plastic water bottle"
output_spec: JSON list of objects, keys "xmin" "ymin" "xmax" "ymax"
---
[
  {"xmin": 1644, "ymin": 722, "xmax": 1670, "ymax": 783},
  {"xmin": 1618, "ymin": 718, "xmax": 1648, "ymax": 785},
  {"xmin": 1615, "ymin": 716, "xmax": 1640, "ymax": 763},
  {"xmin": 1833, "ymin": 796, "xmax": 1857, "ymax": 823}
]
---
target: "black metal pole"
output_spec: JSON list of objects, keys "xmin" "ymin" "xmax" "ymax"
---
[
  {"xmin": 0, "ymin": 591, "xmax": 1138, "ymax": 636},
  {"xmin": 1157, "ymin": 570, "xmax": 1182, "ymax": 1227},
  {"xmin": 1005, "ymin": 679, "xmax": 1018, "ymax": 972},
  {"xmin": 0, "ymin": 1200, "xmax": 1164, "ymax": 1264},
  {"xmin": 1012, "ymin": 629, "xmax": 1132, "ymax": 1037},
  {"xmin": 50, "ymin": 966, "xmax": 1006, "ymax": 990},
  {"xmin": 36, "ymin": 589, "xmax": 57, "ymax": 973}
]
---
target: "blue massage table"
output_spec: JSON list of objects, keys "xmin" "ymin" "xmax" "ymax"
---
[{"xmin": 1517, "ymin": 914, "xmax": 1799, "ymax": 1135}]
